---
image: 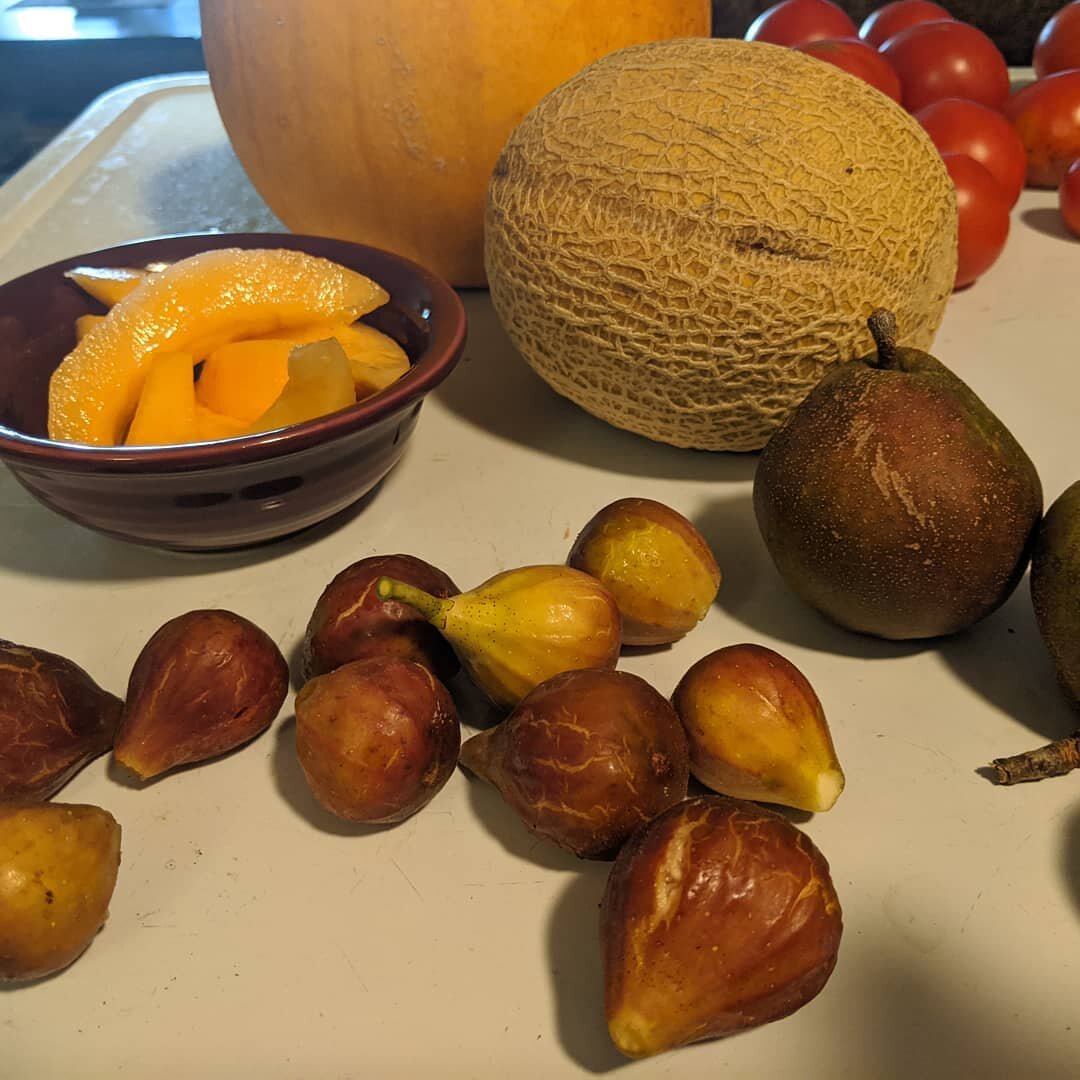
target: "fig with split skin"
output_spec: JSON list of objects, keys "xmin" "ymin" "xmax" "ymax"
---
[
  {"xmin": 376, "ymin": 565, "xmax": 621, "ymax": 709},
  {"xmin": 0, "ymin": 801, "xmax": 122, "ymax": 982},
  {"xmin": 754, "ymin": 308, "xmax": 1042, "ymax": 640},
  {"xmin": 0, "ymin": 640, "xmax": 122, "ymax": 801},
  {"xmin": 295, "ymin": 656, "xmax": 460, "ymax": 824},
  {"xmin": 673, "ymin": 643, "xmax": 845, "ymax": 812},
  {"xmin": 601, "ymin": 794, "xmax": 843, "ymax": 1059},
  {"xmin": 568, "ymin": 497, "xmax": 721, "ymax": 646},
  {"xmin": 113, "ymin": 609, "xmax": 289, "ymax": 780},
  {"xmin": 460, "ymin": 667, "xmax": 689, "ymax": 858},
  {"xmin": 300, "ymin": 553, "xmax": 460, "ymax": 683}
]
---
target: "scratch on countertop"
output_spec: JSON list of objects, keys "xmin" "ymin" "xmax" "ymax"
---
[{"xmin": 391, "ymin": 857, "xmax": 423, "ymax": 901}]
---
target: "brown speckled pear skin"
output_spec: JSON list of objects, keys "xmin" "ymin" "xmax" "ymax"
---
[
  {"xmin": 600, "ymin": 795, "xmax": 842, "ymax": 1058},
  {"xmin": 1031, "ymin": 481, "xmax": 1080, "ymax": 704},
  {"xmin": 485, "ymin": 38, "xmax": 957, "ymax": 452},
  {"xmin": 753, "ymin": 316, "xmax": 1043, "ymax": 640}
]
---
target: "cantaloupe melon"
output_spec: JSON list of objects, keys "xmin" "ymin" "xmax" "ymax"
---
[{"xmin": 484, "ymin": 38, "xmax": 958, "ymax": 452}]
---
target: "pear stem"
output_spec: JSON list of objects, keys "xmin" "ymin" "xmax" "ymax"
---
[
  {"xmin": 375, "ymin": 577, "xmax": 449, "ymax": 628},
  {"xmin": 866, "ymin": 308, "xmax": 899, "ymax": 370},
  {"xmin": 987, "ymin": 730, "xmax": 1080, "ymax": 785}
]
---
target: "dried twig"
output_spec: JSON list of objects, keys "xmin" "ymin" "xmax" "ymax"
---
[{"xmin": 987, "ymin": 731, "xmax": 1080, "ymax": 785}]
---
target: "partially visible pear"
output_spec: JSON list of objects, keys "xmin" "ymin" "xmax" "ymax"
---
[
  {"xmin": 0, "ymin": 801, "xmax": 122, "ymax": 981},
  {"xmin": 1031, "ymin": 480, "xmax": 1080, "ymax": 703},
  {"xmin": 754, "ymin": 309, "xmax": 1042, "ymax": 640},
  {"xmin": 672, "ymin": 644, "xmax": 844, "ymax": 812},
  {"xmin": 376, "ymin": 565, "xmax": 621, "ymax": 709}
]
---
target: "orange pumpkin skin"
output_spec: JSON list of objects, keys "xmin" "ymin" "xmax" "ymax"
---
[{"xmin": 200, "ymin": 0, "xmax": 710, "ymax": 286}]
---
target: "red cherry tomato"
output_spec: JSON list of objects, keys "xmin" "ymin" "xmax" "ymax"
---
[
  {"xmin": 796, "ymin": 37, "xmax": 903, "ymax": 102},
  {"xmin": 881, "ymin": 20, "xmax": 1011, "ymax": 113},
  {"xmin": 915, "ymin": 98, "xmax": 1027, "ymax": 206},
  {"xmin": 745, "ymin": 0, "xmax": 857, "ymax": 48},
  {"xmin": 1034, "ymin": 1, "xmax": 1080, "ymax": 79},
  {"xmin": 1061, "ymin": 160, "xmax": 1080, "ymax": 237},
  {"xmin": 859, "ymin": 1, "xmax": 953, "ymax": 49},
  {"xmin": 942, "ymin": 153, "xmax": 1011, "ymax": 289},
  {"xmin": 1005, "ymin": 70, "xmax": 1080, "ymax": 188}
]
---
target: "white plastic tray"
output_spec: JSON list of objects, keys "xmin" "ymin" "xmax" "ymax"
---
[{"xmin": 1, "ymin": 74, "xmax": 1078, "ymax": 1079}]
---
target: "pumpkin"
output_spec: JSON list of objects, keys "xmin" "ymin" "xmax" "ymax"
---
[
  {"xmin": 484, "ymin": 38, "xmax": 958, "ymax": 452},
  {"xmin": 199, "ymin": 1, "xmax": 710, "ymax": 287}
]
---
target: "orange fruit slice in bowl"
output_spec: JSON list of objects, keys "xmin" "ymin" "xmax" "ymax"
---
[{"xmin": 48, "ymin": 247, "xmax": 389, "ymax": 446}]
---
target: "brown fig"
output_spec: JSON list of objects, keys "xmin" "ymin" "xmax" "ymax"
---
[
  {"xmin": 673, "ymin": 644, "xmax": 844, "ymax": 812},
  {"xmin": 295, "ymin": 656, "xmax": 460, "ymax": 823},
  {"xmin": 568, "ymin": 497, "xmax": 721, "ymax": 645},
  {"xmin": 0, "ymin": 640, "xmax": 122, "ymax": 801},
  {"xmin": 300, "ymin": 553, "xmax": 459, "ymax": 683},
  {"xmin": 0, "ymin": 801, "xmax": 122, "ymax": 981},
  {"xmin": 114, "ymin": 609, "xmax": 288, "ymax": 780},
  {"xmin": 460, "ymin": 668, "xmax": 688, "ymax": 858},
  {"xmin": 601, "ymin": 794, "xmax": 842, "ymax": 1058}
]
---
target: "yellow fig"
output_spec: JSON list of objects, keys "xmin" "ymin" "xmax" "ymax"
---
[
  {"xmin": 672, "ymin": 644, "xmax": 844, "ymax": 813},
  {"xmin": 376, "ymin": 565, "xmax": 621, "ymax": 709}
]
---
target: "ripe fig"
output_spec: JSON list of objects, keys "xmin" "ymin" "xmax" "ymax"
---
[
  {"xmin": 601, "ymin": 794, "xmax": 842, "ymax": 1058},
  {"xmin": 460, "ymin": 668, "xmax": 689, "ymax": 858},
  {"xmin": 0, "ymin": 640, "xmax": 122, "ymax": 801},
  {"xmin": 672, "ymin": 644, "xmax": 844, "ymax": 812},
  {"xmin": 114, "ymin": 609, "xmax": 289, "ymax": 780},
  {"xmin": 295, "ymin": 656, "xmax": 460, "ymax": 823},
  {"xmin": 300, "ymin": 553, "xmax": 459, "ymax": 683},
  {"xmin": 376, "ymin": 565, "xmax": 621, "ymax": 709},
  {"xmin": 568, "ymin": 497, "xmax": 721, "ymax": 645},
  {"xmin": 754, "ymin": 309, "xmax": 1042, "ymax": 639},
  {"xmin": 0, "ymin": 801, "xmax": 122, "ymax": 981}
]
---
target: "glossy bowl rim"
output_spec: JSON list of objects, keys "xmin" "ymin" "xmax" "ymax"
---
[{"xmin": 0, "ymin": 232, "xmax": 467, "ymax": 473}]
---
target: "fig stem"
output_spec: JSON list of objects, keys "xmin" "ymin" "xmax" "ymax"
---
[
  {"xmin": 987, "ymin": 730, "xmax": 1080, "ymax": 785},
  {"xmin": 866, "ymin": 308, "xmax": 899, "ymax": 370},
  {"xmin": 376, "ymin": 577, "xmax": 449, "ymax": 628}
]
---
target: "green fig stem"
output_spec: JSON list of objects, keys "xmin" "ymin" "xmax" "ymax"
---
[
  {"xmin": 988, "ymin": 730, "xmax": 1080, "ymax": 785},
  {"xmin": 866, "ymin": 308, "xmax": 899, "ymax": 370},
  {"xmin": 375, "ymin": 577, "xmax": 450, "ymax": 628}
]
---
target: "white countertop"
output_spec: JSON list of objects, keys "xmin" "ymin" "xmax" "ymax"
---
[{"xmin": 1, "ymin": 73, "xmax": 1078, "ymax": 1079}]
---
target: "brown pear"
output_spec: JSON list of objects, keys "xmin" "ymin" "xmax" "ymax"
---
[
  {"xmin": 0, "ymin": 640, "xmax": 122, "ymax": 801},
  {"xmin": 601, "ymin": 795, "xmax": 842, "ymax": 1058},
  {"xmin": 754, "ymin": 309, "xmax": 1042, "ymax": 639},
  {"xmin": 114, "ymin": 609, "xmax": 288, "ymax": 779}
]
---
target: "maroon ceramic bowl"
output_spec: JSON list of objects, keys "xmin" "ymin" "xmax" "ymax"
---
[{"xmin": 0, "ymin": 233, "xmax": 466, "ymax": 551}]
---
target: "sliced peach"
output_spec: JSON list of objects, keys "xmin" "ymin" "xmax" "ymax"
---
[
  {"xmin": 74, "ymin": 314, "xmax": 105, "ymax": 342},
  {"xmin": 124, "ymin": 352, "xmax": 196, "ymax": 446},
  {"xmin": 247, "ymin": 339, "xmax": 356, "ymax": 434},
  {"xmin": 48, "ymin": 248, "xmax": 388, "ymax": 446},
  {"xmin": 64, "ymin": 266, "xmax": 152, "ymax": 308},
  {"xmin": 196, "ymin": 339, "xmax": 292, "ymax": 423}
]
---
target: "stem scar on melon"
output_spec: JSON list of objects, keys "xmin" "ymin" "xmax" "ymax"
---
[{"xmin": 48, "ymin": 247, "xmax": 388, "ymax": 446}]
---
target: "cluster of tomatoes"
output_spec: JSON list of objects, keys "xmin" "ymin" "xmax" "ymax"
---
[{"xmin": 745, "ymin": 0, "xmax": 1080, "ymax": 288}]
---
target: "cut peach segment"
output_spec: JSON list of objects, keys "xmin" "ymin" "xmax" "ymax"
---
[
  {"xmin": 124, "ymin": 352, "xmax": 197, "ymax": 446},
  {"xmin": 258, "ymin": 320, "xmax": 410, "ymax": 395},
  {"xmin": 247, "ymin": 339, "xmax": 356, "ymax": 434},
  {"xmin": 192, "ymin": 404, "xmax": 249, "ymax": 442},
  {"xmin": 74, "ymin": 314, "xmax": 105, "ymax": 342},
  {"xmin": 64, "ymin": 266, "xmax": 152, "ymax": 308},
  {"xmin": 48, "ymin": 248, "xmax": 389, "ymax": 445},
  {"xmin": 197, "ymin": 339, "xmax": 292, "ymax": 423}
]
